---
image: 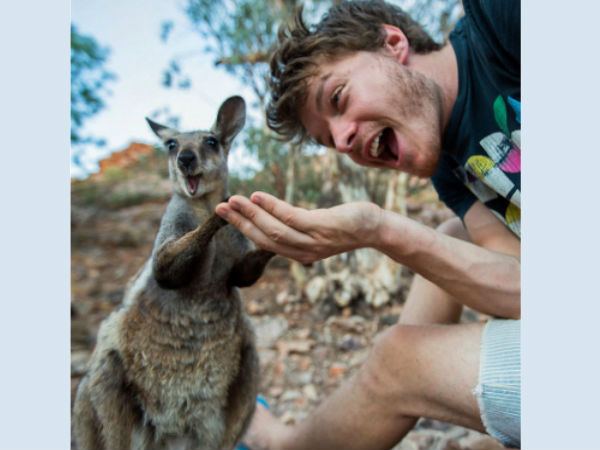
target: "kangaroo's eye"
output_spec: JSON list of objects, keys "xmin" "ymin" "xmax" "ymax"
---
[
  {"xmin": 166, "ymin": 140, "xmax": 178, "ymax": 151},
  {"xmin": 205, "ymin": 137, "xmax": 218, "ymax": 150}
]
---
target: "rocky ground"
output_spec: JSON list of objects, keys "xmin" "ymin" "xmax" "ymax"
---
[{"xmin": 70, "ymin": 168, "xmax": 505, "ymax": 450}]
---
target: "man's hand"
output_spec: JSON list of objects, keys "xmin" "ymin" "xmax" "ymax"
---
[{"xmin": 215, "ymin": 192, "xmax": 383, "ymax": 264}]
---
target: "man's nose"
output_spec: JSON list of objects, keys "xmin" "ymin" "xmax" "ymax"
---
[{"xmin": 331, "ymin": 119, "xmax": 357, "ymax": 153}]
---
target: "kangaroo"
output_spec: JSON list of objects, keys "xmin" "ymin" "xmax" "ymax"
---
[{"xmin": 73, "ymin": 96, "xmax": 274, "ymax": 450}]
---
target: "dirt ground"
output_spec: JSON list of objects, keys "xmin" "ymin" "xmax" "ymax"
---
[{"xmin": 70, "ymin": 173, "xmax": 505, "ymax": 450}]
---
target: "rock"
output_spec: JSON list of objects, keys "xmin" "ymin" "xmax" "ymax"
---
[
  {"xmin": 312, "ymin": 346, "xmax": 329, "ymax": 361},
  {"xmin": 442, "ymin": 438, "xmax": 462, "ymax": 450},
  {"xmin": 349, "ymin": 348, "xmax": 370, "ymax": 368},
  {"xmin": 327, "ymin": 315, "xmax": 366, "ymax": 333},
  {"xmin": 398, "ymin": 432, "xmax": 436, "ymax": 450},
  {"xmin": 302, "ymin": 384, "xmax": 318, "ymax": 401},
  {"xmin": 280, "ymin": 411, "xmax": 296, "ymax": 425},
  {"xmin": 370, "ymin": 289, "xmax": 390, "ymax": 308},
  {"xmin": 254, "ymin": 316, "xmax": 288, "ymax": 349},
  {"xmin": 304, "ymin": 276, "xmax": 328, "ymax": 304},
  {"xmin": 257, "ymin": 349, "xmax": 278, "ymax": 367},
  {"xmin": 339, "ymin": 335, "xmax": 364, "ymax": 351},
  {"xmin": 280, "ymin": 390, "xmax": 302, "ymax": 402},
  {"xmin": 298, "ymin": 358, "xmax": 312, "ymax": 371},
  {"xmin": 295, "ymin": 328, "xmax": 311, "ymax": 339},
  {"xmin": 293, "ymin": 397, "xmax": 307, "ymax": 408},
  {"xmin": 268, "ymin": 386, "xmax": 284, "ymax": 398},
  {"xmin": 273, "ymin": 361, "xmax": 286, "ymax": 376},
  {"xmin": 95, "ymin": 142, "xmax": 155, "ymax": 176},
  {"xmin": 276, "ymin": 339, "xmax": 314, "ymax": 356},
  {"xmin": 288, "ymin": 371, "xmax": 313, "ymax": 386},
  {"xmin": 379, "ymin": 314, "xmax": 400, "ymax": 326},
  {"xmin": 247, "ymin": 299, "xmax": 268, "ymax": 315},
  {"xmin": 328, "ymin": 363, "xmax": 346, "ymax": 377},
  {"xmin": 71, "ymin": 320, "xmax": 92, "ymax": 348},
  {"xmin": 417, "ymin": 418, "xmax": 452, "ymax": 432},
  {"xmin": 460, "ymin": 435, "xmax": 504, "ymax": 449},
  {"xmin": 276, "ymin": 290, "xmax": 300, "ymax": 305},
  {"xmin": 333, "ymin": 289, "xmax": 353, "ymax": 308},
  {"xmin": 71, "ymin": 350, "xmax": 91, "ymax": 376}
]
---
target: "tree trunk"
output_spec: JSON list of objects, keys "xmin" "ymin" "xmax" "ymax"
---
[
  {"xmin": 302, "ymin": 150, "xmax": 407, "ymax": 309},
  {"xmin": 284, "ymin": 142, "xmax": 297, "ymax": 204}
]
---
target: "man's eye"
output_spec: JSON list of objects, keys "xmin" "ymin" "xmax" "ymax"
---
[
  {"xmin": 331, "ymin": 86, "xmax": 343, "ymax": 108},
  {"xmin": 205, "ymin": 137, "xmax": 218, "ymax": 149},
  {"xmin": 166, "ymin": 140, "xmax": 177, "ymax": 151}
]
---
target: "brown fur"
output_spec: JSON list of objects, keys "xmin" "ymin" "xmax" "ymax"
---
[{"xmin": 73, "ymin": 96, "xmax": 273, "ymax": 450}]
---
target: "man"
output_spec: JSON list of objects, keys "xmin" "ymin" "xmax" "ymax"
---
[{"xmin": 216, "ymin": 0, "xmax": 521, "ymax": 448}]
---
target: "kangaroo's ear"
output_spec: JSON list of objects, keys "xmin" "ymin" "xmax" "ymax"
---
[
  {"xmin": 212, "ymin": 96, "xmax": 246, "ymax": 148},
  {"xmin": 146, "ymin": 117, "xmax": 176, "ymax": 140}
]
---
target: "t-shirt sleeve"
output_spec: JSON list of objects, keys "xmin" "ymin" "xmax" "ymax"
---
[
  {"xmin": 464, "ymin": 0, "xmax": 520, "ymax": 71},
  {"xmin": 430, "ymin": 153, "xmax": 478, "ymax": 220}
]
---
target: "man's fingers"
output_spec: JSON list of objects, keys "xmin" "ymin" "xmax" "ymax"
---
[
  {"xmin": 216, "ymin": 204, "xmax": 316, "ymax": 263},
  {"xmin": 216, "ymin": 195, "xmax": 313, "ymax": 254},
  {"xmin": 217, "ymin": 202, "xmax": 285, "ymax": 249},
  {"xmin": 250, "ymin": 192, "xmax": 313, "ymax": 231},
  {"xmin": 228, "ymin": 195, "xmax": 313, "ymax": 247}
]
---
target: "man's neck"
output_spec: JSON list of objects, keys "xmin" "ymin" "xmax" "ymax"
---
[{"xmin": 408, "ymin": 43, "xmax": 458, "ymax": 133}]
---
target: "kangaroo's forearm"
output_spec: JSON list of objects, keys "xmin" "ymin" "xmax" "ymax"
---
[
  {"xmin": 153, "ymin": 213, "xmax": 227, "ymax": 289},
  {"xmin": 228, "ymin": 249, "xmax": 275, "ymax": 287}
]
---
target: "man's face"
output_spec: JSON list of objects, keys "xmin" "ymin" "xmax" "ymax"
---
[{"xmin": 300, "ymin": 50, "xmax": 443, "ymax": 177}]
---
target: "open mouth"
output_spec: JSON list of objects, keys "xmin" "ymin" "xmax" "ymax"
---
[
  {"xmin": 369, "ymin": 128, "xmax": 398, "ymax": 162},
  {"xmin": 186, "ymin": 175, "xmax": 201, "ymax": 195}
]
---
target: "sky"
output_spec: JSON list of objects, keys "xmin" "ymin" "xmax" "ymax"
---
[{"xmin": 71, "ymin": 0, "xmax": 262, "ymax": 178}]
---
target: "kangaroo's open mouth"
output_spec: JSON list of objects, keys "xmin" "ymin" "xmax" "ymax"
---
[{"xmin": 186, "ymin": 175, "xmax": 201, "ymax": 195}]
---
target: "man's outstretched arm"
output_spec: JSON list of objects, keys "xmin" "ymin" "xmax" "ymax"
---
[
  {"xmin": 216, "ymin": 192, "xmax": 520, "ymax": 319},
  {"xmin": 379, "ymin": 199, "xmax": 520, "ymax": 318}
]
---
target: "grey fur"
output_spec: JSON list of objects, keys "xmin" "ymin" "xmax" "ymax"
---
[{"xmin": 73, "ymin": 96, "xmax": 274, "ymax": 450}]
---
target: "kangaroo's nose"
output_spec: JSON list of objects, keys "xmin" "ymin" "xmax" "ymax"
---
[{"xmin": 177, "ymin": 150, "xmax": 197, "ymax": 170}]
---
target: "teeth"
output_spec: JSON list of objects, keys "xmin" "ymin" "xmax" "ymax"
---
[{"xmin": 370, "ymin": 131, "xmax": 384, "ymax": 158}]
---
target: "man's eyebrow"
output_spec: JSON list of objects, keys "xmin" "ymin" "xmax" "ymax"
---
[{"xmin": 315, "ymin": 73, "xmax": 331, "ymax": 112}]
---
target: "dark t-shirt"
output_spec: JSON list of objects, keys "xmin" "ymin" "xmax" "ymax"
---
[{"xmin": 431, "ymin": 0, "xmax": 521, "ymax": 237}]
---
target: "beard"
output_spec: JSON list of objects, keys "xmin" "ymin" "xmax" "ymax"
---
[{"xmin": 385, "ymin": 57, "xmax": 443, "ymax": 177}]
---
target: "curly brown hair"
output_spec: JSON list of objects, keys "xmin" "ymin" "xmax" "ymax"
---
[{"xmin": 266, "ymin": 0, "xmax": 442, "ymax": 144}]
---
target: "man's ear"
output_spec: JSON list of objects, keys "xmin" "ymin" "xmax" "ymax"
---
[{"xmin": 382, "ymin": 24, "xmax": 409, "ymax": 64}]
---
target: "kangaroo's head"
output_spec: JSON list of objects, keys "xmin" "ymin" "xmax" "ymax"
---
[{"xmin": 146, "ymin": 96, "xmax": 246, "ymax": 199}]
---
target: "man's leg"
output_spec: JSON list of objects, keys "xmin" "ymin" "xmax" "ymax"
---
[
  {"xmin": 242, "ymin": 217, "xmax": 480, "ymax": 450},
  {"xmin": 242, "ymin": 321, "xmax": 485, "ymax": 450}
]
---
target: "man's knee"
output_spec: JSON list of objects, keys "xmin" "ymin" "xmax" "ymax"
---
[
  {"xmin": 357, "ymin": 324, "xmax": 425, "ymax": 406},
  {"xmin": 436, "ymin": 217, "xmax": 471, "ymax": 242}
]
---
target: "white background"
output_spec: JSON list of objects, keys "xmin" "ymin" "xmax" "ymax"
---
[{"xmin": 1, "ymin": 0, "xmax": 599, "ymax": 449}]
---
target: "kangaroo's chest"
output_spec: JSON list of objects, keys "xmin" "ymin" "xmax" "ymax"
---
[{"xmin": 119, "ymin": 306, "xmax": 243, "ymax": 438}]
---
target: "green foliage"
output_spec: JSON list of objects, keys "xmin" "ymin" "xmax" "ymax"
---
[
  {"xmin": 70, "ymin": 24, "xmax": 116, "ymax": 148},
  {"xmin": 183, "ymin": 0, "xmax": 283, "ymax": 99},
  {"xmin": 102, "ymin": 167, "xmax": 128, "ymax": 183},
  {"xmin": 294, "ymin": 151, "xmax": 326, "ymax": 206},
  {"xmin": 71, "ymin": 179, "xmax": 104, "ymax": 206},
  {"xmin": 396, "ymin": 0, "xmax": 462, "ymax": 43},
  {"xmin": 104, "ymin": 190, "xmax": 160, "ymax": 210}
]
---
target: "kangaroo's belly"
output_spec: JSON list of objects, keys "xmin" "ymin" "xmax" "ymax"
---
[{"xmin": 120, "ymin": 308, "xmax": 244, "ymax": 442}]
